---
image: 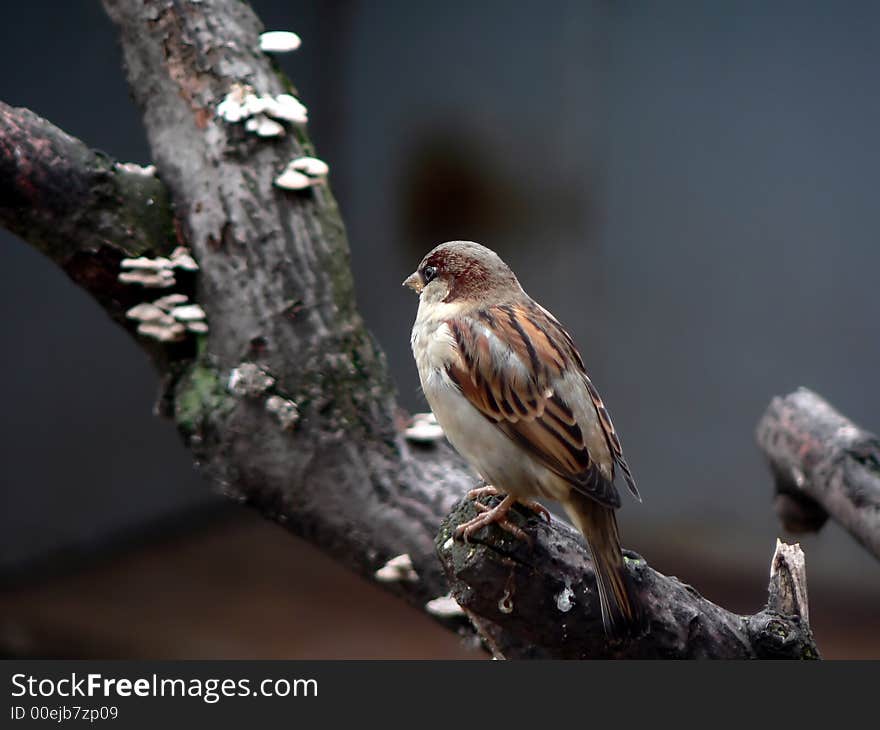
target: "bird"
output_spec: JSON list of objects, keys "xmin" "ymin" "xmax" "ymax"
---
[{"xmin": 404, "ymin": 240, "xmax": 642, "ymax": 636}]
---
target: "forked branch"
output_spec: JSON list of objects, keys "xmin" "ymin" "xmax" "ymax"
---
[{"xmin": 0, "ymin": 0, "xmax": 823, "ymax": 659}]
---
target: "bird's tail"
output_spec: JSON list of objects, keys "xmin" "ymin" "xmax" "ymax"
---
[{"xmin": 562, "ymin": 493, "xmax": 642, "ymax": 637}]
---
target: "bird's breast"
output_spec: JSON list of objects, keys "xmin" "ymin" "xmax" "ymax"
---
[
  {"xmin": 410, "ymin": 299, "xmax": 465, "ymax": 386},
  {"xmin": 410, "ymin": 307, "xmax": 567, "ymax": 501}
]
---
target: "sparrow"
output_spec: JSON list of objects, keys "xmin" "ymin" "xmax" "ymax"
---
[{"xmin": 404, "ymin": 240, "xmax": 642, "ymax": 635}]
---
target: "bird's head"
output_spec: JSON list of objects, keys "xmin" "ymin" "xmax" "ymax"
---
[{"xmin": 402, "ymin": 240, "xmax": 521, "ymax": 305}]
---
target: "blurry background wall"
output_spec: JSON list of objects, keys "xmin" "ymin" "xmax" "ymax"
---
[{"xmin": 1, "ymin": 0, "xmax": 878, "ymax": 657}]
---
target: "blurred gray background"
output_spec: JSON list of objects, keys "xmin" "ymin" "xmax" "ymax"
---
[{"xmin": 1, "ymin": 1, "xmax": 878, "ymax": 657}]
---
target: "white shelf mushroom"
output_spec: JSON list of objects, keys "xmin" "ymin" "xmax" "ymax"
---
[
  {"xmin": 244, "ymin": 114, "xmax": 286, "ymax": 138},
  {"xmin": 126, "ymin": 303, "xmax": 186, "ymax": 342},
  {"xmin": 118, "ymin": 269, "xmax": 176, "ymax": 288},
  {"xmin": 424, "ymin": 594, "xmax": 465, "ymax": 618},
  {"xmin": 152, "ymin": 293, "xmax": 189, "ymax": 309},
  {"xmin": 170, "ymin": 247, "xmax": 199, "ymax": 271},
  {"xmin": 125, "ymin": 303, "xmax": 166, "ymax": 322},
  {"xmin": 137, "ymin": 321, "xmax": 187, "ymax": 343},
  {"xmin": 125, "ymin": 290, "xmax": 209, "ymax": 341},
  {"xmin": 274, "ymin": 168, "xmax": 312, "ymax": 191},
  {"xmin": 259, "ymin": 31, "xmax": 302, "ymax": 53},
  {"xmin": 292, "ymin": 156, "xmax": 329, "ymax": 177},
  {"xmin": 274, "ymin": 156, "xmax": 329, "ymax": 191},
  {"xmin": 170, "ymin": 304, "xmax": 207, "ymax": 322},
  {"xmin": 263, "ymin": 94, "xmax": 308, "ymax": 124},
  {"xmin": 217, "ymin": 81, "xmax": 309, "ymax": 136},
  {"xmin": 404, "ymin": 412, "xmax": 445, "ymax": 443},
  {"xmin": 118, "ymin": 247, "xmax": 200, "ymax": 289},
  {"xmin": 375, "ymin": 554, "xmax": 419, "ymax": 583},
  {"xmin": 217, "ymin": 83, "xmax": 252, "ymax": 123},
  {"xmin": 120, "ymin": 256, "xmax": 173, "ymax": 271}
]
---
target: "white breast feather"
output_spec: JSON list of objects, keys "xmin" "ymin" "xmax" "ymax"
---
[{"xmin": 409, "ymin": 297, "xmax": 570, "ymax": 500}]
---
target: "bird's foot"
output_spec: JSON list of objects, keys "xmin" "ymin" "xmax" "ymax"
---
[
  {"xmin": 473, "ymin": 496, "xmax": 550, "ymax": 525},
  {"xmin": 465, "ymin": 482, "xmax": 501, "ymax": 501},
  {"xmin": 455, "ymin": 494, "xmax": 532, "ymax": 544},
  {"xmin": 517, "ymin": 498, "xmax": 552, "ymax": 524}
]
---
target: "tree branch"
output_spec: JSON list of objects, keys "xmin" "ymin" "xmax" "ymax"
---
[
  {"xmin": 0, "ymin": 101, "xmax": 178, "ymax": 331},
  {"xmin": 438, "ymin": 499, "xmax": 819, "ymax": 659},
  {"xmin": 0, "ymin": 0, "xmax": 825, "ymax": 658},
  {"xmin": 756, "ymin": 388, "xmax": 880, "ymax": 561},
  {"xmin": 96, "ymin": 0, "xmax": 475, "ymax": 615}
]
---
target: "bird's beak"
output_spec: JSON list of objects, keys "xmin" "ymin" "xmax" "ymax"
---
[{"xmin": 402, "ymin": 271, "xmax": 423, "ymax": 293}]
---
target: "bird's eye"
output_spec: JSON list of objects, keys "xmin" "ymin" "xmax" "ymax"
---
[{"xmin": 421, "ymin": 265, "xmax": 438, "ymax": 284}]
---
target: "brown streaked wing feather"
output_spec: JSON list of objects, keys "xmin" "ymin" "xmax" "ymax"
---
[
  {"xmin": 448, "ymin": 320, "xmax": 502, "ymax": 421},
  {"xmin": 533, "ymin": 302, "xmax": 640, "ymax": 502},
  {"xmin": 584, "ymin": 378, "xmax": 641, "ymax": 501},
  {"xmin": 445, "ymin": 304, "xmax": 622, "ymax": 509},
  {"xmin": 501, "ymin": 397, "xmax": 622, "ymax": 508}
]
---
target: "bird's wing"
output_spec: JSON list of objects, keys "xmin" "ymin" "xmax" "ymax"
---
[
  {"xmin": 581, "ymin": 373, "xmax": 641, "ymax": 502},
  {"xmin": 533, "ymin": 302, "xmax": 641, "ymax": 502},
  {"xmin": 445, "ymin": 302, "xmax": 634, "ymax": 509}
]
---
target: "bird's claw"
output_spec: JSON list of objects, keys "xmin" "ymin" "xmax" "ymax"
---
[
  {"xmin": 455, "ymin": 493, "xmax": 534, "ymax": 544},
  {"xmin": 465, "ymin": 483, "xmax": 500, "ymax": 501},
  {"xmin": 468, "ymin": 486, "xmax": 551, "ymax": 525},
  {"xmin": 519, "ymin": 498, "xmax": 552, "ymax": 525}
]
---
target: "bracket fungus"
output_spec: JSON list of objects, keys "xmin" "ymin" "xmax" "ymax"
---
[
  {"xmin": 265, "ymin": 95, "xmax": 308, "ymax": 124},
  {"xmin": 118, "ymin": 247, "xmax": 199, "ymax": 289},
  {"xmin": 118, "ymin": 267, "xmax": 176, "ymax": 288},
  {"xmin": 375, "ymin": 554, "xmax": 419, "ymax": 583},
  {"xmin": 153, "ymin": 293, "xmax": 188, "ymax": 308},
  {"xmin": 217, "ymin": 83, "xmax": 308, "ymax": 133},
  {"xmin": 274, "ymin": 156, "xmax": 329, "ymax": 191},
  {"xmin": 125, "ymin": 303, "xmax": 166, "ymax": 323},
  {"xmin": 168, "ymin": 246, "xmax": 199, "ymax": 272},
  {"xmin": 425, "ymin": 594, "xmax": 465, "ymax": 618},
  {"xmin": 125, "ymin": 292, "xmax": 208, "ymax": 342},
  {"xmin": 259, "ymin": 31, "xmax": 302, "ymax": 53},
  {"xmin": 244, "ymin": 114, "xmax": 285, "ymax": 138},
  {"xmin": 404, "ymin": 412, "xmax": 445, "ymax": 443},
  {"xmin": 170, "ymin": 304, "xmax": 207, "ymax": 322}
]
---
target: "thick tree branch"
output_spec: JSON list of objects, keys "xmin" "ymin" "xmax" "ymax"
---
[
  {"xmin": 756, "ymin": 388, "xmax": 880, "ymax": 561},
  {"xmin": 96, "ymin": 0, "xmax": 474, "ymax": 616},
  {"xmin": 438, "ymin": 499, "xmax": 819, "ymax": 659},
  {"xmin": 0, "ymin": 0, "xmax": 824, "ymax": 659},
  {"xmin": 0, "ymin": 101, "xmax": 178, "ymax": 331}
]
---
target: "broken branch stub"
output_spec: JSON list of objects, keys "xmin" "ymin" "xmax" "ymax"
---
[{"xmin": 768, "ymin": 539, "xmax": 810, "ymax": 625}]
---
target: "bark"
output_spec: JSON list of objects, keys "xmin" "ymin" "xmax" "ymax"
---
[
  {"xmin": 438, "ymin": 498, "xmax": 819, "ymax": 659},
  {"xmin": 0, "ymin": 101, "xmax": 178, "ymax": 337},
  {"xmin": 0, "ymin": 0, "xmax": 823, "ymax": 659},
  {"xmin": 756, "ymin": 388, "xmax": 880, "ymax": 561},
  {"xmin": 94, "ymin": 0, "xmax": 482, "ymax": 618}
]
